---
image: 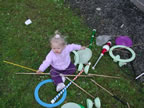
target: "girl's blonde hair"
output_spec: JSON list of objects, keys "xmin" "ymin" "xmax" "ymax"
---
[{"xmin": 50, "ymin": 30, "xmax": 67, "ymax": 46}]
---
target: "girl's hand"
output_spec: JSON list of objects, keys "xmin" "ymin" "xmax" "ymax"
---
[
  {"xmin": 80, "ymin": 46, "xmax": 86, "ymax": 50},
  {"xmin": 36, "ymin": 70, "xmax": 43, "ymax": 74}
]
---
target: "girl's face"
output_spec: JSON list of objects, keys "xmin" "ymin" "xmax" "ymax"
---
[{"xmin": 51, "ymin": 42, "xmax": 65, "ymax": 54}]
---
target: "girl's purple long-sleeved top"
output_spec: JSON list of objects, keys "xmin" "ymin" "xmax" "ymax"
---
[{"xmin": 39, "ymin": 44, "xmax": 81, "ymax": 72}]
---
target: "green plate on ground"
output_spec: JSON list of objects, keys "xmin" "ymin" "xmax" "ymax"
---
[{"xmin": 61, "ymin": 102, "xmax": 81, "ymax": 108}]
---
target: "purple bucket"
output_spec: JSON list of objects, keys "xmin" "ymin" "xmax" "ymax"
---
[{"xmin": 115, "ymin": 36, "xmax": 133, "ymax": 47}]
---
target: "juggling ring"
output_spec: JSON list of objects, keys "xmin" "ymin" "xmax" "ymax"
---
[
  {"xmin": 109, "ymin": 45, "xmax": 136, "ymax": 67},
  {"xmin": 34, "ymin": 79, "xmax": 67, "ymax": 108}
]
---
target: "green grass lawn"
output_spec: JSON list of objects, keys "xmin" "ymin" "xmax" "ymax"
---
[{"xmin": 1, "ymin": 0, "xmax": 144, "ymax": 108}]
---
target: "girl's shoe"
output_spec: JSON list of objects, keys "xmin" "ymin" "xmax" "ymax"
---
[{"xmin": 56, "ymin": 83, "xmax": 65, "ymax": 92}]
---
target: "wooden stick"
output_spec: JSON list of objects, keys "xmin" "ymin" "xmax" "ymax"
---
[
  {"xmin": 88, "ymin": 74, "xmax": 120, "ymax": 79},
  {"xmin": 3, "ymin": 60, "xmax": 37, "ymax": 72},
  {"xmin": 66, "ymin": 77, "xmax": 95, "ymax": 99},
  {"xmin": 91, "ymin": 79, "xmax": 113, "ymax": 95},
  {"xmin": 16, "ymin": 72, "xmax": 120, "ymax": 79},
  {"xmin": 16, "ymin": 72, "xmax": 50, "ymax": 75},
  {"xmin": 91, "ymin": 79, "xmax": 128, "ymax": 106},
  {"xmin": 127, "ymin": 102, "xmax": 131, "ymax": 108},
  {"xmin": 16, "ymin": 73, "xmax": 92, "ymax": 77}
]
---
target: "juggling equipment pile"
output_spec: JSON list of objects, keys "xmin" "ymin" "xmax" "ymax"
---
[{"xmin": 4, "ymin": 30, "xmax": 138, "ymax": 108}]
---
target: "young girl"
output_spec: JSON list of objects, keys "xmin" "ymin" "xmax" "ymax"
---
[{"xmin": 37, "ymin": 31, "xmax": 85, "ymax": 92}]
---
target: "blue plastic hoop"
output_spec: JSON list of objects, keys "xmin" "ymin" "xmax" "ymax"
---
[{"xmin": 34, "ymin": 79, "xmax": 67, "ymax": 108}]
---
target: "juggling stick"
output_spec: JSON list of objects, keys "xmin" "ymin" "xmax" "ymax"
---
[
  {"xmin": 91, "ymin": 79, "xmax": 128, "ymax": 106},
  {"xmin": 92, "ymin": 54, "xmax": 103, "ymax": 70},
  {"xmin": 92, "ymin": 41, "xmax": 111, "ymax": 69},
  {"xmin": 66, "ymin": 77, "xmax": 95, "ymax": 99},
  {"xmin": 51, "ymin": 68, "xmax": 85, "ymax": 104},
  {"xmin": 89, "ymin": 29, "xmax": 96, "ymax": 49}
]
